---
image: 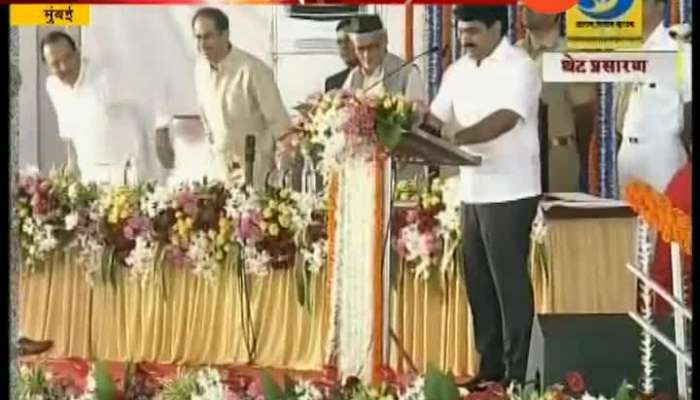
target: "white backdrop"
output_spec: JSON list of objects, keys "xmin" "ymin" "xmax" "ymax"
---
[{"xmin": 19, "ymin": 5, "xmax": 427, "ymax": 171}]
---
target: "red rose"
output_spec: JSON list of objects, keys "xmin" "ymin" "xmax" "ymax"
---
[{"xmin": 565, "ymin": 372, "xmax": 586, "ymax": 394}]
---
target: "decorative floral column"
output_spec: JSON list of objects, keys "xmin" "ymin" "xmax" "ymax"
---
[{"xmin": 9, "ymin": 26, "xmax": 21, "ymax": 397}]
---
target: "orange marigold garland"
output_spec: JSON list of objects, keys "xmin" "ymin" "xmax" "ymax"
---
[{"xmin": 624, "ymin": 181, "xmax": 692, "ymax": 255}]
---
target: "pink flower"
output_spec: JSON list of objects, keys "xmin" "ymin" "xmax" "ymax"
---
[
  {"xmin": 31, "ymin": 193, "xmax": 49, "ymax": 215},
  {"xmin": 166, "ymin": 246, "xmax": 188, "ymax": 266},
  {"xmin": 123, "ymin": 216, "xmax": 152, "ymax": 240},
  {"xmin": 238, "ymin": 211, "xmax": 262, "ymax": 243},
  {"xmin": 175, "ymin": 189, "xmax": 198, "ymax": 217},
  {"xmin": 405, "ymin": 209, "xmax": 420, "ymax": 224},
  {"xmin": 420, "ymin": 232, "xmax": 441, "ymax": 256},
  {"xmin": 38, "ymin": 180, "xmax": 51, "ymax": 194}
]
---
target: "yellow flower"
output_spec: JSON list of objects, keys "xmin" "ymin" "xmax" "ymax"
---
[
  {"xmin": 279, "ymin": 214, "xmax": 291, "ymax": 229},
  {"xmin": 386, "ymin": 98, "xmax": 397, "ymax": 110},
  {"xmin": 185, "ymin": 217, "xmax": 194, "ymax": 228},
  {"xmin": 175, "ymin": 211, "xmax": 183, "ymax": 219},
  {"xmin": 262, "ymin": 208, "xmax": 274, "ymax": 219},
  {"xmin": 108, "ymin": 212, "xmax": 119, "ymax": 225},
  {"xmin": 215, "ymin": 251, "xmax": 224, "ymax": 262},
  {"xmin": 268, "ymin": 223, "xmax": 280, "ymax": 237},
  {"xmin": 207, "ymin": 229, "xmax": 216, "ymax": 239},
  {"xmin": 120, "ymin": 209, "xmax": 131, "ymax": 220},
  {"xmin": 280, "ymin": 189, "xmax": 290, "ymax": 199},
  {"xmin": 219, "ymin": 218, "xmax": 229, "ymax": 229}
]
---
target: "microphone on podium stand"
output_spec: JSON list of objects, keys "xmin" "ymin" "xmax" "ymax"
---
[
  {"xmin": 245, "ymin": 135, "xmax": 255, "ymax": 186},
  {"xmin": 363, "ymin": 45, "xmax": 445, "ymax": 94}
]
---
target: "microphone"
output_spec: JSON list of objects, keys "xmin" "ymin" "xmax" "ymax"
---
[
  {"xmin": 363, "ymin": 45, "xmax": 446, "ymax": 94},
  {"xmin": 245, "ymin": 135, "xmax": 255, "ymax": 186}
]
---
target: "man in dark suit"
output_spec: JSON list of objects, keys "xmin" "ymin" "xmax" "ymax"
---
[{"xmin": 324, "ymin": 18, "xmax": 358, "ymax": 92}]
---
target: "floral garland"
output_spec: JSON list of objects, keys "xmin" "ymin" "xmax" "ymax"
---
[
  {"xmin": 18, "ymin": 361, "xmax": 656, "ymax": 400},
  {"xmin": 14, "ymin": 168, "xmax": 327, "ymax": 289},
  {"xmin": 623, "ymin": 181, "xmax": 692, "ymax": 255},
  {"xmin": 391, "ymin": 177, "xmax": 461, "ymax": 281}
]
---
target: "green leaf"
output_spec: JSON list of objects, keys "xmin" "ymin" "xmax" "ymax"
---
[
  {"xmin": 261, "ymin": 370, "xmax": 285, "ymax": 400},
  {"xmin": 424, "ymin": 364, "xmax": 460, "ymax": 400},
  {"xmin": 295, "ymin": 263, "xmax": 308, "ymax": 309},
  {"xmin": 108, "ymin": 248, "xmax": 117, "ymax": 290},
  {"xmin": 615, "ymin": 380, "xmax": 633, "ymax": 400},
  {"xmin": 94, "ymin": 360, "xmax": 117, "ymax": 400},
  {"xmin": 377, "ymin": 119, "xmax": 404, "ymax": 151}
]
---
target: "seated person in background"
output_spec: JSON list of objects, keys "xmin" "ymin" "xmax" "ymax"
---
[
  {"xmin": 650, "ymin": 159, "xmax": 692, "ymax": 315},
  {"xmin": 42, "ymin": 31, "xmax": 154, "ymax": 183},
  {"xmin": 325, "ymin": 19, "xmax": 358, "ymax": 93}
]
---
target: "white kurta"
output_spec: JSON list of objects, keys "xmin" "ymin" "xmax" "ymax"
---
[
  {"xmin": 46, "ymin": 59, "xmax": 152, "ymax": 183},
  {"xmin": 194, "ymin": 46, "xmax": 291, "ymax": 187},
  {"xmin": 618, "ymin": 23, "xmax": 692, "ymax": 192}
]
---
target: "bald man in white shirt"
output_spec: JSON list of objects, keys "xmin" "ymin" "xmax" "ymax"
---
[
  {"xmin": 42, "ymin": 31, "xmax": 153, "ymax": 183},
  {"xmin": 419, "ymin": 6, "xmax": 542, "ymax": 390}
]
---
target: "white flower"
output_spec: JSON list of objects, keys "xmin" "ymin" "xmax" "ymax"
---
[
  {"xmin": 435, "ymin": 208, "xmax": 460, "ymax": 236},
  {"xmin": 293, "ymin": 380, "xmax": 324, "ymax": 400},
  {"xmin": 399, "ymin": 377, "xmax": 426, "ymax": 400},
  {"xmin": 441, "ymin": 177, "xmax": 461, "ymax": 210},
  {"xmin": 20, "ymin": 165, "xmax": 41, "ymax": 177},
  {"xmin": 301, "ymin": 239, "xmax": 327, "ymax": 274},
  {"xmin": 65, "ymin": 212, "xmax": 79, "ymax": 231},
  {"xmin": 125, "ymin": 236, "xmax": 157, "ymax": 287},
  {"xmin": 67, "ymin": 182, "xmax": 80, "ymax": 201},
  {"xmin": 401, "ymin": 225, "xmax": 422, "ymax": 262},
  {"xmin": 243, "ymin": 245, "xmax": 271, "ymax": 276},
  {"xmin": 141, "ymin": 185, "xmax": 173, "ymax": 218},
  {"xmin": 187, "ymin": 231, "xmax": 217, "ymax": 280}
]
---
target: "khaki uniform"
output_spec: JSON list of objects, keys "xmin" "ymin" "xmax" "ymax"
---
[{"xmin": 517, "ymin": 33, "xmax": 596, "ymax": 192}]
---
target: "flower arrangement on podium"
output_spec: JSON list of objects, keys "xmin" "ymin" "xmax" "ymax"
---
[
  {"xmin": 391, "ymin": 177, "xmax": 461, "ymax": 281},
  {"xmin": 279, "ymin": 90, "xmax": 417, "ymax": 175}
]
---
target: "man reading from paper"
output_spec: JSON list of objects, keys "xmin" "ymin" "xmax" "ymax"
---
[
  {"xmin": 42, "ymin": 31, "xmax": 153, "ymax": 183},
  {"xmin": 417, "ymin": 5, "xmax": 542, "ymax": 390},
  {"xmin": 342, "ymin": 15, "xmax": 425, "ymax": 103},
  {"xmin": 168, "ymin": 7, "xmax": 291, "ymax": 187}
]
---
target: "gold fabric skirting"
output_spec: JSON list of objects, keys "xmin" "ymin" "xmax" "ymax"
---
[{"xmin": 19, "ymin": 216, "xmax": 636, "ymax": 376}]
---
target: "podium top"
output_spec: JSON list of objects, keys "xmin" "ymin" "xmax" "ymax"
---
[{"xmin": 390, "ymin": 127, "xmax": 482, "ymax": 166}]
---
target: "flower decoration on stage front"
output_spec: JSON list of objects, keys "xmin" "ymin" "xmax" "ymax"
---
[
  {"xmin": 391, "ymin": 177, "xmax": 461, "ymax": 281},
  {"xmin": 15, "ymin": 166, "xmax": 101, "ymax": 272}
]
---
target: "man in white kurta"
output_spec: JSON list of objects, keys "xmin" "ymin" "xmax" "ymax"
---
[
  {"xmin": 617, "ymin": 0, "xmax": 692, "ymax": 192},
  {"xmin": 42, "ymin": 31, "xmax": 153, "ymax": 183},
  {"xmin": 192, "ymin": 7, "xmax": 291, "ymax": 187}
]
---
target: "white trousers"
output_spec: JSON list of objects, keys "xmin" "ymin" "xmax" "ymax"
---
[{"xmin": 617, "ymin": 136, "xmax": 687, "ymax": 192}]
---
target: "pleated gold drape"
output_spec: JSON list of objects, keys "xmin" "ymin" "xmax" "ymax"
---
[
  {"xmin": 389, "ymin": 269, "xmax": 477, "ymax": 378},
  {"xmin": 20, "ymin": 252, "xmax": 329, "ymax": 371},
  {"xmin": 531, "ymin": 217, "xmax": 637, "ymax": 314},
  {"xmin": 20, "ymin": 216, "xmax": 636, "ymax": 377}
]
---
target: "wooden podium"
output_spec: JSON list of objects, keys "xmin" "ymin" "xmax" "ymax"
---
[{"xmin": 380, "ymin": 128, "xmax": 481, "ymax": 372}]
